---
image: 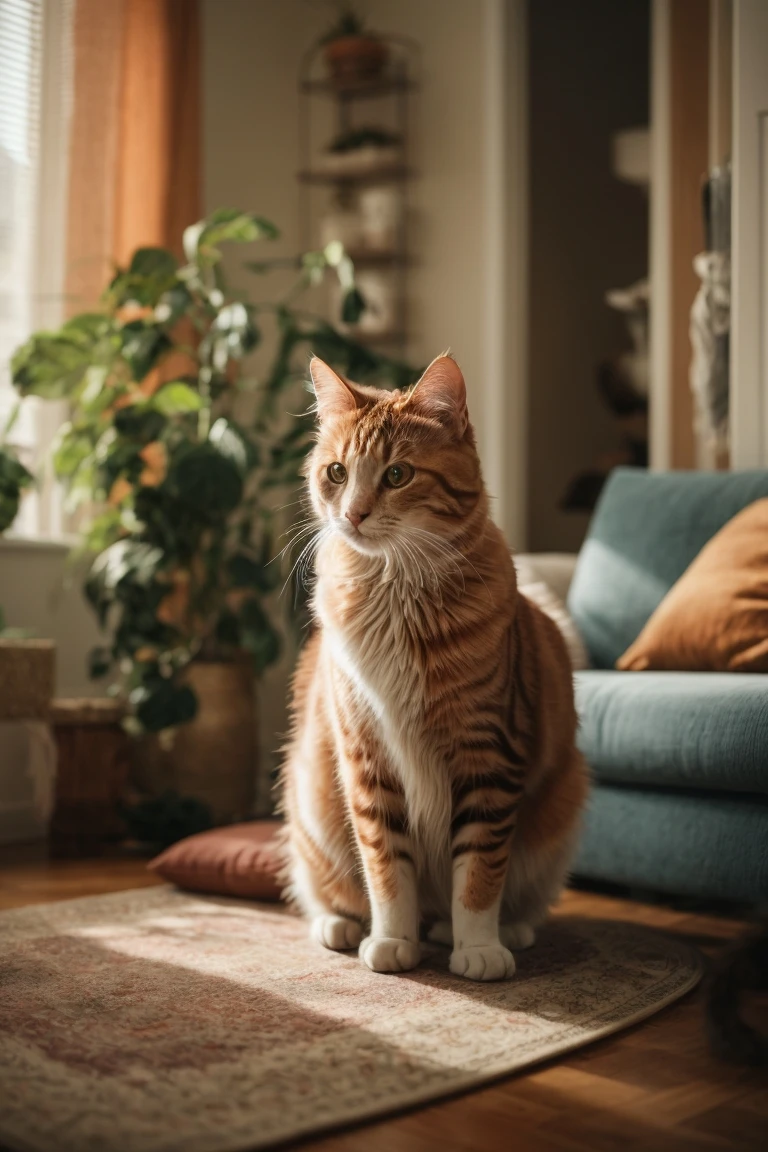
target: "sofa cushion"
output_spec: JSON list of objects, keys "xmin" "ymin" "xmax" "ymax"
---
[
  {"xmin": 567, "ymin": 467, "xmax": 768, "ymax": 668},
  {"xmin": 575, "ymin": 670, "xmax": 768, "ymax": 794},
  {"xmin": 618, "ymin": 498, "xmax": 768, "ymax": 672},
  {"xmin": 573, "ymin": 783, "xmax": 768, "ymax": 903}
]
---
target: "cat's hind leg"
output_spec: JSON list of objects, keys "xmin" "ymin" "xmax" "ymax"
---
[{"xmin": 503, "ymin": 752, "xmax": 589, "ymax": 941}]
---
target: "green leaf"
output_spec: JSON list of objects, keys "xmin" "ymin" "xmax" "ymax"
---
[
  {"xmin": 120, "ymin": 322, "xmax": 172, "ymax": 380},
  {"xmin": 82, "ymin": 509, "xmax": 123, "ymax": 553},
  {"xmin": 113, "ymin": 405, "xmax": 166, "ymax": 442},
  {"xmin": 215, "ymin": 610, "xmax": 241, "ymax": 647},
  {"xmin": 109, "ymin": 249, "xmax": 179, "ymax": 308},
  {"xmin": 209, "ymin": 301, "xmax": 260, "ymax": 360},
  {"xmin": 119, "ymin": 790, "xmax": 212, "ymax": 849},
  {"xmin": 12, "ymin": 326, "xmax": 97, "ymax": 399},
  {"xmin": 152, "ymin": 381, "xmax": 204, "ymax": 415},
  {"xmin": 184, "ymin": 209, "xmax": 279, "ymax": 265},
  {"xmin": 134, "ymin": 681, "xmax": 198, "ymax": 732},
  {"xmin": 0, "ymin": 488, "xmax": 20, "ymax": 533},
  {"xmin": 154, "ymin": 284, "xmax": 192, "ymax": 325},
  {"xmin": 0, "ymin": 449, "xmax": 33, "ymax": 488},
  {"xmin": 239, "ymin": 598, "xmax": 281, "ymax": 674},
  {"xmin": 342, "ymin": 287, "xmax": 366, "ymax": 324},
  {"xmin": 86, "ymin": 540, "xmax": 165, "ymax": 615},
  {"xmin": 52, "ymin": 424, "xmax": 94, "ymax": 479},
  {"xmin": 226, "ymin": 553, "xmax": 278, "ymax": 591},
  {"xmin": 88, "ymin": 646, "xmax": 112, "ymax": 679},
  {"xmin": 167, "ymin": 443, "xmax": 243, "ymax": 516},
  {"xmin": 129, "ymin": 247, "xmax": 178, "ymax": 280},
  {"xmin": 209, "ymin": 418, "xmax": 259, "ymax": 476}
]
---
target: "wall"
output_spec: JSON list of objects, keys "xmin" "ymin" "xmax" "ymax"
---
[
  {"xmin": 0, "ymin": 541, "xmax": 102, "ymax": 696},
  {"xmin": 202, "ymin": 0, "xmax": 493, "ymax": 456},
  {"xmin": 527, "ymin": 0, "xmax": 650, "ymax": 553},
  {"xmin": 201, "ymin": 0, "xmax": 514, "ymax": 785}
]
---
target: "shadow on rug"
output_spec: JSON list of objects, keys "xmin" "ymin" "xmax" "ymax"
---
[{"xmin": 0, "ymin": 886, "xmax": 702, "ymax": 1152}]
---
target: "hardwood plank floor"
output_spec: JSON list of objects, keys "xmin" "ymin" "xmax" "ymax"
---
[{"xmin": 1, "ymin": 846, "xmax": 765, "ymax": 1151}]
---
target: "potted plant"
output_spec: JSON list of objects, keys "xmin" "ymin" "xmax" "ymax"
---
[
  {"xmin": 0, "ymin": 440, "xmax": 56, "ymax": 724},
  {"xmin": 320, "ymin": 6, "xmax": 389, "ymax": 88},
  {"xmin": 316, "ymin": 126, "xmax": 403, "ymax": 178},
  {"xmin": 12, "ymin": 210, "xmax": 417, "ymax": 827}
]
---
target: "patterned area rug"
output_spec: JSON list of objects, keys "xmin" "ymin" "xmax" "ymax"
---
[{"xmin": 0, "ymin": 886, "xmax": 702, "ymax": 1152}]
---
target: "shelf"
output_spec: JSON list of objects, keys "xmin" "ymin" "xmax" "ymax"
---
[
  {"xmin": 344, "ymin": 250, "xmax": 408, "ymax": 268},
  {"xmin": 301, "ymin": 76, "xmax": 416, "ymax": 100},
  {"xmin": 347, "ymin": 329, "xmax": 406, "ymax": 346},
  {"xmin": 298, "ymin": 166, "xmax": 413, "ymax": 186}
]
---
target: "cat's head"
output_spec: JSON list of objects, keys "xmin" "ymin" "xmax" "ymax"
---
[{"xmin": 305, "ymin": 354, "xmax": 484, "ymax": 558}]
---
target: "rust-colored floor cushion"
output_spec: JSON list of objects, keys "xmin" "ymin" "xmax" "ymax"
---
[
  {"xmin": 618, "ymin": 498, "xmax": 768, "ymax": 672},
  {"xmin": 148, "ymin": 819, "xmax": 283, "ymax": 900}
]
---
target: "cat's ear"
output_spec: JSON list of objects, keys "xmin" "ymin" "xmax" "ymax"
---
[
  {"xmin": 408, "ymin": 354, "xmax": 468, "ymax": 435},
  {"xmin": 309, "ymin": 357, "xmax": 376, "ymax": 422}
]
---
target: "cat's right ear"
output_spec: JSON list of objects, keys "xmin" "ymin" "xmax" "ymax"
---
[{"xmin": 309, "ymin": 357, "xmax": 375, "ymax": 422}]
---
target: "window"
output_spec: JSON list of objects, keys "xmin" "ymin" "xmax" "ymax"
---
[{"xmin": 0, "ymin": 0, "xmax": 73, "ymax": 539}]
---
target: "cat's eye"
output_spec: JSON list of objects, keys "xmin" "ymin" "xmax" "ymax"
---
[
  {"xmin": 327, "ymin": 462, "xmax": 347, "ymax": 484},
  {"xmin": 383, "ymin": 463, "xmax": 415, "ymax": 489}
]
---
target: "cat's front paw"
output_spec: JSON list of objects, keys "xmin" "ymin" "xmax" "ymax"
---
[
  {"xmin": 450, "ymin": 943, "xmax": 516, "ymax": 982},
  {"xmin": 312, "ymin": 914, "xmax": 363, "ymax": 951},
  {"xmin": 359, "ymin": 935, "xmax": 421, "ymax": 973}
]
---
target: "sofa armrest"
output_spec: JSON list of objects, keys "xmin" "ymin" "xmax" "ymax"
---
[{"xmin": 514, "ymin": 552, "xmax": 579, "ymax": 603}]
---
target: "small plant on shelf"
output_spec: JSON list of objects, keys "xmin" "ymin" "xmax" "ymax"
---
[
  {"xmin": 318, "ymin": 5, "xmax": 389, "ymax": 87},
  {"xmin": 12, "ymin": 209, "xmax": 417, "ymax": 738},
  {"xmin": 0, "ymin": 438, "xmax": 34, "ymax": 635}
]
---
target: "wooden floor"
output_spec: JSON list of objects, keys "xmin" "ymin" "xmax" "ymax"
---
[{"xmin": 1, "ymin": 848, "xmax": 766, "ymax": 1152}]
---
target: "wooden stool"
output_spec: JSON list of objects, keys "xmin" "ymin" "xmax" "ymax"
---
[{"xmin": 49, "ymin": 699, "xmax": 130, "ymax": 858}]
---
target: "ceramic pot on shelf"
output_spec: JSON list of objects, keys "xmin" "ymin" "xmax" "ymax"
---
[
  {"xmin": 324, "ymin": 35, "xmax": 389, "ymax": 88},
  {"xmin": 359, "ymin": 185, "xmax": 403, "ymax": 252}
]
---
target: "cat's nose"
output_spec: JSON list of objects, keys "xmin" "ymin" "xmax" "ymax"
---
[{"xmin": 346, "ymin": 509, "xmax": 370, "ymax": 528}]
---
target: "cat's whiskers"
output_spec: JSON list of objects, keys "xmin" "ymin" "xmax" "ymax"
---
[
  {"xmin": 407, "ymin": 525, "xmax": 492, "ymax": 603},
  {"xmin": 281, "ymin": 524, "xmax": 332, "ymax": 597},
  {"xmin": 272, "ymin": 520, "xmax": 322, "ymax": 567},
  {"xmin": 397, "ymin": 527, "xmax": 467, "ymax": 597}
]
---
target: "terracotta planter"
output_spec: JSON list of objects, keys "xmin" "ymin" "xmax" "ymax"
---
[
  {"xmin": 324, "ymin": 35, "xmax": 389, "ymax": 87},
  {"xmin": 137, "ymin": 657, "xmax": 257, "ymax": 825}
]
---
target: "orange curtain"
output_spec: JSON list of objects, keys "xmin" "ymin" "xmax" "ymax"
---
[
  {"xmin": 113, "ymin": 0, "xmax": 201, "ymax": 266},
  {"xmin": 65, "ymin": 0, "xmax": 201, "ymax": 311}
]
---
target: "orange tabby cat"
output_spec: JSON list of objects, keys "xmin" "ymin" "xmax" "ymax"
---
[{"xmin": 280, "ymin": 354, "xmax": 588, "ymax": 981}]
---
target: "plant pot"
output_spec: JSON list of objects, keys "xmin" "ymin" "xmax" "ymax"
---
[
  {"xmin": 0, "ymin": 639, "xmax": 55, "ymax": 720},
  {"xmin": 136, "ymin": 657, "xmax": 257, "ymax": 825},
  {"xmin": 324, "ymin": 35, "xmax": 389, "ymax": 87}
]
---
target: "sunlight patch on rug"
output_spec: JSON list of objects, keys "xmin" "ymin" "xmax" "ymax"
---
[{"xmin": 0, "ymin": 886, "xmax": 702, "ymax": 1152}]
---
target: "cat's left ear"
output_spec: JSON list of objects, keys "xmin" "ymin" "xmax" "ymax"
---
[
  {"xmin": 309, "ymin": 357, "xmax": 378, "ymax": 422},
  {"xmin": 408, "ymin": 355, "xmax": 468, "ymax": 436}
]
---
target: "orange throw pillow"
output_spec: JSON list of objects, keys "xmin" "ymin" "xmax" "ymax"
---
[
  {"xmin": 617, "ymin": 498, "xmax": 768, "ymax": 672},
  {"xmin": 148, "ymin": 819, "xmax": 284, "ymax": 900}
]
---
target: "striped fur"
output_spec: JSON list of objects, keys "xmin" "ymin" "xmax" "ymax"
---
[{"xmin": 280, "ymin": 355, "xmax": 589, "ymax": 981}]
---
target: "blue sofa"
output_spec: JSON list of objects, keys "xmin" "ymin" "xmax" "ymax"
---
[{"xmin": 525, "ymin": 468, "xmax": 768, "ymax": 904}]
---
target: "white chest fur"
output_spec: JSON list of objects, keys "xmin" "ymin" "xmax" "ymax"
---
[{"xmin": 319, "ymin": 581, "xmax": 453, "ymax": 890}]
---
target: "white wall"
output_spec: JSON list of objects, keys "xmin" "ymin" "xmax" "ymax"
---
[
  {"xmin": 202, "ymin": 0, "xmax": 523, "ymax": 786},
  {"xmin": 0, "ymin": 540, "xmax": 102, "ymax": 696},
  {"xmin": 202, "ymin": 0, "xmax": 523, "ymax": 526}
]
